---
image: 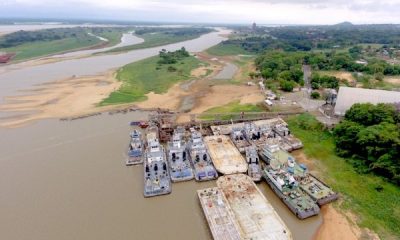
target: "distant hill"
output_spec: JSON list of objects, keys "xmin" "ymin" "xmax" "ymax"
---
[{"xmin": 334, "ymin": 21, "xmax": 354, "ymax": 27}]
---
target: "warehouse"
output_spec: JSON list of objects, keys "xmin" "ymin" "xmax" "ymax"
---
[{"xmin": 334, "ymin": 87, "xmax": 400, "ymax": 116}]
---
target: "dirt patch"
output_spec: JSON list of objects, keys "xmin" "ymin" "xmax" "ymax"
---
[
  {"xmin": 190, "ymin": 85, "xmax": 263, "ymax": 114},
  {"xmin": 135, "ymin": 83, "xmax": 188, "ymax": 110},
  {"xmin": 384, "ymin": 77, "xmax": 400, "ymax": 85},
  {"xmin": 314, "ymin": 205, "xmax": 359, "ymax": 240},
  {"xmin": 0, "ymin": 70, "xmax": 121, "ymax": 128},
  {"xmin": 191, "ymin": 66, "xmax": 208, "ymax": 78}
]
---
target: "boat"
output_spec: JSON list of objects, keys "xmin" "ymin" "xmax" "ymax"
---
[
  {"xmin": 187, "ymin": 130, "xmax": 218, "ymax": 181},
  {"xmin": 299, "ymin": 173, "xmax": 339, "ymax": 206},
  {"xmin": 260, "ymin": 144, "xmax": 338, "ymax": 206},
  {"xmin": 230, "ymin": 126, "xmax": 250, "ymax": 153},
  {"xmin": 245, "ymin": 146, "xmax": 262, "ymax": 181},
  {"xmin": 167, "ymin": 131, "xmax": 194, "ymax": 182},
  {"xmin": 204, "ymin": 135, "xmax": 247, "ymax": 175},
  {"xmin": 260, "ymin": 144, "xmax": 320, "ymax": 219},
  {"xmin": 143, "ymin": 130, "xmax": 171, "ymax": 197},
  {"xmin": 217, "ymin": 174, "xmax": 293, "ymax": 239},
  {"xmin": 197, "ymin": 187, "xmax": 242, "ymax": 240},
  {"xmin": 126, "ymin": 130, "xmax": 144, "ymax": 165},
  {"xmin": 243, "ymin": 122, "xmax": 274, "ymax": 148},
  {"xmin": 130, "ymin": 121, "xmax": 149, "ymax": 128}
]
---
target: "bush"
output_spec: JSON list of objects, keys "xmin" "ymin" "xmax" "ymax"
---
[
  {"xmin": 280, "ymin": 80, "xmax": 295, "ymax": 92},
  {"xmin": 310, "ymin": 91, "xmax": 320, "ymax": 99}
]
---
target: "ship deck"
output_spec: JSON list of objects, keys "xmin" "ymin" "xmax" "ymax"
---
[
  {"xmin": 217, "ymin": 174, "xmax": 293, "ymax": 240},
  {"xmin": 197, "ymin": 188, "xmax": 242, "ymax": 240},
  {"xmin": 204, "ymin": 135, "xmax": 247, "ymax": 175}
]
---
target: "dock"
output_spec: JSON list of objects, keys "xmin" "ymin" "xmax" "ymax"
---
[
  {"xmin": 204, "ymin": 135, "xmax": 247, "ymax": 175},
  {"xmin": 217, "ymin": 174, "xmax": 293, "ymax": 240},
  {"xmin": 197, "ymin": 188, "xmax": 242, "ymax": 240}
]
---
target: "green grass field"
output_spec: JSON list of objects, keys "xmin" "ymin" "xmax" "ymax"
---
[
  {"xmin": 99, "ymin": 55, "xmax": 202, "ymax": 106},
  {"xmin": 206, "ymin": 43, "xmax": 253, "ymax": 56},
  {"xmin": 1, "ymin": 37, "xmax": 101, "ymax": 61},
  {"xmin": 105, "ymin": 32, "xmax": 204, "ymax": 53},
  {"xmin": 287, "ymin": 114, "xmax": 400, "ymax": 239},
  {"xmin": 199, "ymin": 100, "xmax": 265, "ymax": 120},
  {"xmin": 0, "ymin": 28, "xmax": 125, "ymax": 62}
]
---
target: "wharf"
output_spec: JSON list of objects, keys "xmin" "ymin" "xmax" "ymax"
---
[
  {"xmin": 217, "ymin": 174, "xmax": 293, "ymax": 240},
  {"xmin": 197, "ymin": 188, "xmax": 242, "ymax": 240},
  {"xmin": 204, "ymin": 135, "xmax": 247, "ymax": 175}
]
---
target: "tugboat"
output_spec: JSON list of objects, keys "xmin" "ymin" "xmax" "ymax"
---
[
  {"xmin": 187, "ymin": 129, "xmax": 218, "ymax": 181},
  {"xmin": 245, "ymin": 146, "xmax": 262, "ymax": 182},
  {"xmin": 126, "ymin": 130, "xmax": 144, "ymax": 165},
  {"xmin": 230, "ymin": 127, "xmax": 250, "ymax": 153},
  {"xmin": 260, "ymin": 144, "xmax": 320, "ymax": 219},
  {"xmin": 167, "ymin": 131, "xmax": 194, "ymax": 182},
  {"xmin": 143, "ymin": 130, "xmax": 171, "ymax": 197}
]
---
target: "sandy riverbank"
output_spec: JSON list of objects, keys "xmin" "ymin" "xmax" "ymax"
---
[{"xmin": 0, "ymin": 70, "xmax": 122, "ymax": 128}]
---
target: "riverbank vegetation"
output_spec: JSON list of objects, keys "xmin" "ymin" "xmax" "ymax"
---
[
  {"xmin": 287, "ymin": 113, "xmax": 400, "ymax": 239},
  {"xmin": 200, "ymin": 100, "xmax": 264, "ymax": 120},
  {"xmin": 105, "ymin": 27, "xmax": 212, "ymax": 53},
  {"xmin": 99, "ymin": 48, "xmax": 201, "ymax": 106},
  {"xmin": 333, "ymin": 103, "xmax": 400, "ymax": 185},
  {"xmin": 0, "ymin": 27, "xmax": 127, "ymax": 61}
]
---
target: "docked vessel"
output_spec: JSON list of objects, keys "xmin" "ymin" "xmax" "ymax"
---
[
  {"xmin": 299, "ymin": 173, "xmax": 338, "ymax": 206},
  {"xmin": 126, "ymin": 130, "xmax": 144, "ymax": 165},
  {"xmin": 260, "ymin": 144, "xmax": 320, "ymax": 219},
  {"xmin": 230, "ymin": 126, "xmax": 250, "ymax": 153},
  {"xmin": 217, "ymin": 174, "xmax": 293, "ymax": 239},
  {"xmin": 197, "ymin": 187, "xmax": 242, "ymax": 240},
  {"xmin": 260, "ymin": 144, "xmax": 338, "ymax": 206},
  {"xmin": 245, "ymin": 146, "xmax": 262, "ymax": 182},
  {"xmin": 187, "ymin": 130, "xmax": 218, "ymax": 181},
  {"xmin": 204, "ymin": 135, "xmax": 247, "ymax": 175},
  {"xmin": 167, "ymin": 131, "xmax": 194, "ymax": 182},
  {"xmin": 143, "ymin": 130, "xmax": 171, "ymax": 197}
]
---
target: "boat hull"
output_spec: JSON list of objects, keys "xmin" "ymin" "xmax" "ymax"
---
[{"xmin": 263, "ymin": 174, "xmax": 320, "ymax": 219}]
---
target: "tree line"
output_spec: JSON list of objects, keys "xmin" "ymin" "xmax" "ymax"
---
[{"xmin": 333, "ymin": 103, "xmax": 400, "ymax": 185}]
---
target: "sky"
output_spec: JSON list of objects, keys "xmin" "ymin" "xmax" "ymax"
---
[{"xmin": 1, "ymin": 0, "xmax": 400, "ymax": 25}]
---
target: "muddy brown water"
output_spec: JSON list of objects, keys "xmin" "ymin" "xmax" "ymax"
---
[{"xmin": 0, "ymin": 111, "xmax": 321, "ymax": 240}]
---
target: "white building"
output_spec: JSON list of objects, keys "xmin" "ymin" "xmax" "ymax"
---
[{"xmin": 334, "ymin": 87, "xmax": 400, "ymax": 116}]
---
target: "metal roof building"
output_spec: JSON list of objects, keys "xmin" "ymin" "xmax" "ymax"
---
[{"xmin": 334, "ymin": 87, "xmax": 400, "ymax": 116}]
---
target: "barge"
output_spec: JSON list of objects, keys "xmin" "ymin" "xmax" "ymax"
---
[
  {"xmin": 197, "ymin": 187, "xmax": 242, "ymax": 240},
  {"xmin": 204, "ymin": 135, "xmax": 247, "ymax": 175},
  {"xmin": 217, "ymin": 174, "xmax": 293, "ymax": 239}
]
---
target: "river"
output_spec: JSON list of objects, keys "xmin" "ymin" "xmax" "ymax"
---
[
  {"xmin": 0, "ymin": 28, "xmax": 321, "ymax": 239},
  {"xmin": 0, "ymin": 111, "xmax": 321, "ymax": 240},
  {"xmin": 0, "ymin": 29, "xmax": 230, "ymax": 104}
]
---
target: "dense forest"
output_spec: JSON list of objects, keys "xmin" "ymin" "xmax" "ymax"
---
[
  {"xmin": 0, "ymin": 27, "xmax": 128, "ymax": 48},
  {"xmin": 220, "ymin": 24, "xmax": 400, "ymax": 53},
  {"xmin": 254, "ymin": 49, "xmax": 400, "ymax": 91},
  {"xmin": 333, "ymin": 103, "xmax": 400, "ymax": 185}
]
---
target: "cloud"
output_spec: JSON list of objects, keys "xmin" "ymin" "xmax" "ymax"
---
[{"xmin": 0, "ymin": 0, "xmax": 400, "ymax": 24}]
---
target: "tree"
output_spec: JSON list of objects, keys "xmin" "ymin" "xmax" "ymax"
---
[
  {"xmin": 280, "ymin": 80, "xmax": 295, "ymax": 92},
  {"xmin": 310, "ymin": 91, "xmax": 320, "ymax": 99}
]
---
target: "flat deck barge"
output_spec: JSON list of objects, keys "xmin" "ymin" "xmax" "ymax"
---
[
  {"xmin": 197, "ymin": 188, "xmax": 242, "ymax": 240},
  {"xmin": 217, "ymin": 174, "xmax": 293, "ymax": 240},
  {"xmin": 204, "ymin": 135, "xmax": 247, "ymax": 175}
]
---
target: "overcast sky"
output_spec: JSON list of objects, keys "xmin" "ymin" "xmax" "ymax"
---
[{"xmin": 1, "ymin": 0, "xmax": 400, "ymax": 24}]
